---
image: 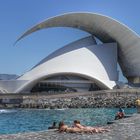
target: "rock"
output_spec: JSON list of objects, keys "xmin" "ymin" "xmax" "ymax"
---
[{"xmin": 1, "ymin": 90, "xmax": 139, "ymax": 109}]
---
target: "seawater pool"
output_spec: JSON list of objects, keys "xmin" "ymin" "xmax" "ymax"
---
[{"xmin": 0, "ymin": 108, "xmax": 137, "ymax": 134}]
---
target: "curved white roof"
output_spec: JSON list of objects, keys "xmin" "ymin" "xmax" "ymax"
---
[
  {"xmin": 33, "ymin": 36, "xmax": 97, "ymax": 68},
  {"xmin": 15, "ymin": 36, "xmax": 117, "ymax": 92},
  {"xmin": 16, "ymin": 12, "xmax": 140, "ymax": 79}
]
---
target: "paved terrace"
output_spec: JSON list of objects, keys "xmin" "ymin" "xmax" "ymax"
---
[
  {"xmin": 1, "ymin": 88, "xmax": 140, "ymax": 99},
  {"xmin": 0, "ymin": 114, "xmax": 140, "ymax": 140}
]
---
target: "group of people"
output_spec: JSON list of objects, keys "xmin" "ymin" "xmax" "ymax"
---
[
  {"xmin": 48, "ymin": 108, "xmax": 125, "ymax": 134},
  {"xmin": 49, "ymin": 120, "xmax": 109, "ymax": 133}
]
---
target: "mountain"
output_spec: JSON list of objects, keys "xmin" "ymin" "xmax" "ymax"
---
[{"xmin": 0, "ymin": 74, "xmax": 19, "ymax": 80}]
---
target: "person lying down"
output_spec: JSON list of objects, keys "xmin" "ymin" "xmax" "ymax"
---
[{"xmin": 58, "ymin": 120, "xmax": 110, "ymax": 134}]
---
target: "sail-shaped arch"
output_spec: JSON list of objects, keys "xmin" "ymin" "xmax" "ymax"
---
[{"xmin": 16, "ymin": 12, "xmax": 140, "ymax": 82}]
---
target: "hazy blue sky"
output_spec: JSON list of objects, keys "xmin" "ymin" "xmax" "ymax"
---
[{"xmin": 0, "ymin": 0, "xmax": 140, "ymax": 82}]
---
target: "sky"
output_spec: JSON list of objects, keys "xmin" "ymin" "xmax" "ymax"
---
[{"xmin": 0, "ymin": 0, "xmax": 140, "ymax": 82}]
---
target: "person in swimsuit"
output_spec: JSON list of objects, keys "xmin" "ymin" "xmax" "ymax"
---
[
  {"xmin": 58, "ymin": 121, "xmax": 93, "ymax": 133},
  {"xmin": 58, "ymin": 121, "xmax": 68, "ymax": 132},
  {"xmin": 73, "ymin": 120, "xmax": 110, "ymax": 133},
  {"xmin": 115, "ymin": 108, "xmax": 125, "ymax": 120}
]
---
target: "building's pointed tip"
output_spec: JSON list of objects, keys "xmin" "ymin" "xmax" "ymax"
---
[
  {"xmin": 13, "ymin": 39, "xmax": 20, "ymax": 46},
  {"xmin": 13, "ymin": 41, "xmax": 17, "ymax": 46},
  {"xmin": 14, "ymin": 35, "xmax": 24, "ymax": 46}
]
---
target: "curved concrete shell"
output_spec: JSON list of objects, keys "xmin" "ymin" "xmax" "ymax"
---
[
  {"xmin": 16, "ymin": 12, "xmax": 140, "ymax": 82},
  {"xmin": 14, "ymin": 36, "xmax": 117, "ymax": 93},
  {"xmin": 33, "ymin": 35, "xmax": 97, "ymax": 69}
]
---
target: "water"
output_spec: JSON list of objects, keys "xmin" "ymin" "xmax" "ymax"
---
[{"xmin": 0, "ymin": 108, "xmax": 136, "ymax": 134}]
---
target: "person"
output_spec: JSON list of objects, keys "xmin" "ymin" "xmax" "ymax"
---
[
  {"xmin": 73, "ymin": 120, "xmax": 109, "ymax": 133},
  {"xmin": 58, "ymin": 121, "xmax": 69, "ymax": 132},
  {"xmin": 58, "ymin": 121, "xmax": 110, "ymax": 133},
  {"xmin": 48, "ymin": 122, "xmax": 58, "ymax": 129},
  {"xmin": 73, "ymin": 120, "xmax": 85, "ymax": 129},
  {"xmin": 115, "ymin": 108, "xmax": 125, "ymax": 120},
  {"xmin": 58, "ymin": 121, "xmax": 96, "ymax": 133}
]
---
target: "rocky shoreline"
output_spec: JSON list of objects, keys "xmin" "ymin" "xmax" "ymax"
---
[
  {"xmin": 0, "ymin": 89, "xmax": 140, "ymax": 109},
  {"xmin": 19, "ymin": 95, "xmax": 137, "ymax": 109}
]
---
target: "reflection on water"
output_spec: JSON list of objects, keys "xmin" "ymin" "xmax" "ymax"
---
[{"xmin": 0, "ymin": 108, "xmax": 136, "ymax": 134}]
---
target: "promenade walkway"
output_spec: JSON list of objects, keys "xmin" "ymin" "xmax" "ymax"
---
[{"xmin": 0, "ymin": 114, "xmax": 140, "ymax": 140}]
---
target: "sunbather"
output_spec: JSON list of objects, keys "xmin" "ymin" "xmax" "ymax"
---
[
  {"xmin": 73, "ymin": 120, "xmax": 109, "ymax": 133},
  {"xmin": 58, "ymin": 121, "xmax": 109, "ymax": 133},
  {"xmin": 58, "ymin": 121, "xmax": 93, "ymax": 133}
]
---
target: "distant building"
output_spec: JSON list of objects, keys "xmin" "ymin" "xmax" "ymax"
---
[{"xmin": 0, "ymin": 12, "xmax": 140, "ymax": 93}]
